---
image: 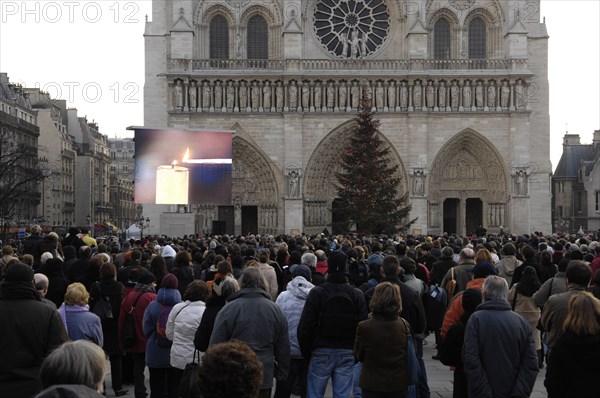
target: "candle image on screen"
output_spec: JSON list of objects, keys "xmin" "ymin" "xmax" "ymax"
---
[{"xmin": 156, "ymin": 162, "xmax": 189, "ymax": 204}]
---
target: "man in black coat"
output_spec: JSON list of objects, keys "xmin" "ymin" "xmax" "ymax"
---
[
  {"xmin": 298, "ymin": 251, "xmax": 367, "ymax": 398},
  {"xmin": 0, "ymin": 263, "xmax": 68, "ymax": 397},
  {"xmin": 429, "ymin": 246, "xmax": 458, "ymax": 286}
]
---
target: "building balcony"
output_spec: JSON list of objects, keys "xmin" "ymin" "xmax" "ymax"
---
[{"xmin": 167, "ymin": 58, "xmax": 530, "ymax": 77}]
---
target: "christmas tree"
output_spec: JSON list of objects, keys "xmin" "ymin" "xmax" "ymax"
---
[{"xmin": 335, "ymin": 87, "xmax": 415, "ymax": 235}]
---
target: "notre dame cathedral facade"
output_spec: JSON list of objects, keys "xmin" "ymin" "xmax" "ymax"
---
[{"xmin": 143, "ymin": 0, "xmax": 551, "ymax": 237}]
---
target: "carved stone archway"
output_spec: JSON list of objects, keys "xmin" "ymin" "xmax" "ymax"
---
[
  {"xmin": 428, "ymin": 129, "xmax": 508, "ymax": 235},
  {"xmin": 303, "ymin": 121, "xmax": 408, "ymax": 235}
]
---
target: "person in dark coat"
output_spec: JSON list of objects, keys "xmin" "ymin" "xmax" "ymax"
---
[
  {"xmin": 210, "ymin": 267, "xmax": 290, "ymax": 398},
  {"xmin": 68, "ymin": 246, "xmax": 98, "ymax": 290},
  {"xmin": 545, "ymin": 291, "xmax": 600, "ymax": 398},
  {"xmin": 364, "ymin": 255, "xmax": 428, "ymax": 398},
  {"xmin": 142, "ymin": 274, "xmax": 182, "ymax": 398},
  {"xmin": 171, "ymin": 251, "xmax": 194, "ymax": 297},
  {"xmin": 194, "ymin": 276, "xmax": 240, "ymax": 352},
  {"xmin": 23, "ymin": 225, "xmax": 44, "ymax": 267},
  {"xmin": 298, "ymin": 251, "xmax": 368, "ymax": 398},
  {"xmin": 42, "ymin": 258, "xmax": 70, "ymax": 308},
  {"xmin": 89, "ymin": 263, "xmax": 128, "ymax": 397},
  {"xmin": 354, "ymin": 282, "xmax": 411, "ymax": 397},
  {"xmin": 438, "ymin": 289, "xmax": 483, "ymax": 398},
  {"xmin": 61, "ymin": 227, "xmax": 84, "ymax": 256},
  {"xmin": 464, "ymin": 275, "xmax": 539, "ymax": 398},
  {"xmin": 429, "ymin": 246, "xmax": 457, "ymax": 286},
  {"xmin": 511, "ymin": 244, "xmax": 548, "ymax": 287},
  {"xmin": 0, "ymin": 262, "xmax": 68, "ymax": 397}
]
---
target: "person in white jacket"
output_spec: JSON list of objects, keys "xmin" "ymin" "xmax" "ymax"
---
[
  {"xmin": 166, "ymin": 280, "xmax": 209, "ymax": 378},
  {"xmin": 275, "ymin": 264, "xmax": 314, "ymax": 398}
]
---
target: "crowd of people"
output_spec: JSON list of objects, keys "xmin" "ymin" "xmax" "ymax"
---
[{"xmin": 1, "ymin": 226, "xmax": 600, "ymax": 398}]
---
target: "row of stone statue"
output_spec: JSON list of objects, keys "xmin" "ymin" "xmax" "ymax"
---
[{"xmin": 171, "ymin": 78, "xmax": 529, "ymax": 112}]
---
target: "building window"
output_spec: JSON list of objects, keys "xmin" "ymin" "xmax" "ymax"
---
[
  {"xmin": 434, "ymin": 19, "xmax": 451, "ymax": 59},
  {"xmin": 596, "ymin": 191, "xmax": 600, "ymax": 212},
  {"xmin": 468, "ymin": 18, "xmax": 486, "ymax": 59},
  {"xmin": 210, "ymin": 15, "xmax": 229, "ymax": 59},
  {"xmin": 247, "ymin": 15, "xmax": 268, "ymax": 59}
]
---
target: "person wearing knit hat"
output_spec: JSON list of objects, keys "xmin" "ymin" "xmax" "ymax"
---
[
  {"xmin": 142, "ymin": 272, "xmax": 182, "ymax": 397},
  {"xmin": 0, "ymin": 262, "xmax": 68, "ymax": 397},
  {"xmin": 439, "ymin": 288, "xmax": 483, "ymax": 398},
  {"xmin": 297, "ymin": 251, "xmax": 368, "ymax": 398}
]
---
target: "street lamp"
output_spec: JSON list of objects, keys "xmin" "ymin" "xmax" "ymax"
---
[{"xmin": 139, "ymin": 217, "xmax": 150, "ymax": 239}]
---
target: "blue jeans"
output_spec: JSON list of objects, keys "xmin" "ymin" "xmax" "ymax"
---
[
  {"xmin": 415, "ymin": 338, "xmax": 430, "ymax": 398},
  {"xmin": 307, "ymin": 348, "xmax": 354, "ymax": 398},
  {"xmin": 353, "ymin": 361, "xmax": 362, "ymax": 398}
]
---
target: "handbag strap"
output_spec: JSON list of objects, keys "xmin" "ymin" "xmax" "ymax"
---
[
  {"xmin": 401, "ymin": 317, "xmax": 412, "ymax": 337},
  {"xmin": 129, "ymin": 292, "xmax": 146, "ymax": 314}
]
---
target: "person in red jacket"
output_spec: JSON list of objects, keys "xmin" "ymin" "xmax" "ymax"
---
[{"xmin": 119, "ymin": 270, "xmax": 157, "ymax": 398}]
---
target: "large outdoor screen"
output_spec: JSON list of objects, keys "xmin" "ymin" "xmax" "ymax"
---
[{"xmin": 132, "ymin": 128, "xmax": 233, "ymax": 205}]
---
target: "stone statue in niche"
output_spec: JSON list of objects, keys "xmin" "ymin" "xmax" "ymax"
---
[
  {"xmin": 399, "ymin": 81, "xmax": 408, "ymax": 108},
  {"xmin": 327, "ymin": 82, "xmax": 335, "ymax": 109},
  {"xmin": 289, "ymin": 81, "xmax": 298, "ymax": 109},
  {"xmin": 287, "ymin": 170, "xmax": 301, "ymax": 198},
  {"xmin": 236, "ymin": 31, "xmax": 243, "ymax": 58},
  {"xmin": 276, "ymin": 81, "xmax": 284, "ymax": 109},
  {"xmin": 438, "ymin": 82, "xmax": 446, "ymax": 108},
  {"xmin": 339, "ymin": 82, "xmax": 347, "ymax": 108},
  {"xmin": 301, "ymin": 82, "xmax": 310, "ymax": 109},
  {"xmin": 463, "ymin": 81, "xmax": 472, "ymax": 108},
  {"xmin": 375, "ymin": 81, "xmax": 384, "ymax": 108},
  {"xmin": 174, "ymin": 80, "xmax": 184, "ymax": 108},
  {"xmin": 263, "ymin": 81, "xmax": 271, "ymax": 109},
  {"xmin": 450, "ymin": 81, "xmax": 459, "ymax": 108},
  {"xmin": 515, "ymin": 81, "xmax": 525, "ymax": 108},
  {"xmin": 214, "ymin": 81, "xmax": 223, "ymax": 109},
  {"xmin": 475, "ymin": 81, "xmax": 484, "ymax": 108},
  {"xmin": 226, "ymin": 81, "xmax": 235, "ymax": 109},
  {"xmin": 501, "ymin": 81, "xmax": 510, "ymax": 108},
  {"xmin": 251, "ymin": 81, "xmax": 260, "ymax": 110},
  {"xmin": 239, "ymin": 81, "xmax": 248, "ymax": 109},
  {"xmin": 387, "ymin": 81, "xmax": 396, "ymax": 109},
  {"xmin": 202, "ymin": 82, "xmax": 211, "ymax": 109},
  {"xmin": 188, "ymin": 81, "xmax": 197, "ymax": 110},
  {"xmin": 487, "ymin": 82, "xmax": 496, "ymax": 108},
  {"xmin": 413, "ymin": 81, "xmax": 422, "ymax": 108},
  {"xmin": 426, "ymin": 81, "xmax": 435, "ymax": 108},
  {"xmin": 514, "ymin": 169, "xmax": 529, "ymax": 196},
  {"xmin": 413, "ymin": 170, "xmax": 425, "ymax": 196},
  {"xmin": 351, "ymin": 81, "xmax": 360, "ymax": 108},
  {"xmin": 314, "ymin": 81, "xmax": 322, "ymax": 109}
]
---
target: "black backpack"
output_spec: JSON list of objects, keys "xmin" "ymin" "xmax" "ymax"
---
[
  {"xmin": 90, "ymin": 282, "xmax": 113, "ymax": 320},
  {"xmin": 122, "ymin": 292, "xmax": 146, "ymax": 350},
  {"xmin": 318, "ymin": 284, "xmax": 357, "ymax": 339}
]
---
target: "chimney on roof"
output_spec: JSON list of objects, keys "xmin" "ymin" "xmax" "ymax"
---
[
  {"xmin": 594, "ymin": 130, "xmax": 600, "ymax": 148},
  {"xmin": 563, "ymin": 133, "xmax": 581, "ymax": 146}
]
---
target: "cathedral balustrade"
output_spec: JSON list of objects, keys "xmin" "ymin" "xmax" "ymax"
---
[
  {"xmin": 168, "ymin": 74, "xmax": 532, "ymax": 114},
  {"xmin": 169, "ymin": 58, "xmax": 528, "ymax": 73}
]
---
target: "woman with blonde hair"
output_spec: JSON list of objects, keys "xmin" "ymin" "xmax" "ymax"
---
[
  {"xmin": 354, "ymin": 282, "xmax": 410, "ymax": 397},
  {"xmin": 545, "ymin": 292, "xmax": 600, "ymax": 397},
  {"xmin": 58, "ymin": 282, "xmax": 103, "ymax": 346},
  {"xmin": 474, "ymin": 248, "xmax": 493, "ymax": 264}
]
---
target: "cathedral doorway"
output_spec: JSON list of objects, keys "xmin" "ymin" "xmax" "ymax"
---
[
  {"xmin": 303, "ymin": 121, "xmax": 408, "ymax": 235},
  {"xmin": 428, "ymin": 129, "xmax": 508, "ymax": 236},
  {"xmin": 331, "ymin": 198, "xmax": 348, "ymax": 235},
  {"xmin": 443, "ymin": 198, "xmax": 459, "ymax": 234},
  {"xmin": 465, "ymin": 198, "xmax": 483, "ymax": 235},
  {"xmin": 217, "ymin": 206, "xmax": 234, "ymax": 235},
  {"xmin": 242, "ymin": 206, "xmax": 258, "ymax": 235}
]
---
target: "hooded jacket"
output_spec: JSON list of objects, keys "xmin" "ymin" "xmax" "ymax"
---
[
  {"xmin": 210, "ymin": 287, "xmax": 290, "ymax": 389},
  {"xmin": 464, "ymin": 300, "xmax": 539, "ymax": 398},
  {"xmin": 441, "ymin": 278, "xmax": 485, "ymax": 336},
  {"xmin": 142, "ymin": 287, "xmax": 182, "ymax": 368},
  {"xmin": 166, "ymin": 299, "xmax": 206, "ymax": 370},
  {"xmin": 118, "ymin": 287, "xmax": 156, "ymax": 353},
  {"xmin": 275, "ymin": 276, "xmax": 314, "ymax": 357},
  {"xmin": 496, "ymin": 255, "xmax": 522, "ymax": 286}
]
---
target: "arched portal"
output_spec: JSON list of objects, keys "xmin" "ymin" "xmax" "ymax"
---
[
  {"xmin": 303, "ymin": 121, "xmax": 409, "ymax": 235},
  {"xmin": 428, "ymin": 129, "xmax": 508, "ymax": 235}
]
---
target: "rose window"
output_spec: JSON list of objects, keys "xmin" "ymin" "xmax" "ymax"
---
[{"xmin": 314, "ymin": 0, "xmax": 390, "ymax": 59}]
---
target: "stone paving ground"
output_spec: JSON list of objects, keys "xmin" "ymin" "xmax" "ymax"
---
[{"xmin": 106, "ymin": 334, "xmax": 548, "ymax": 398}]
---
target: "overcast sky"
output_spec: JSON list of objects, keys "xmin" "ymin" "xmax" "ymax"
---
[{"xmin": 1, "ymin": 0, "xmax": 598, "ymax": 170}]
